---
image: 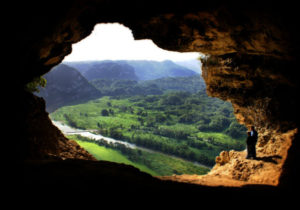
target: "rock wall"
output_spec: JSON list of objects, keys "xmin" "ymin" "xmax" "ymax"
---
[
  {"xmin": 18, "ymin": 0, "xmax": 299, "ymax": 190},
  {"xmin": 21, "ymin": 91, "xmax": 96, "ymax": 160},
  {"xmin": 201, "ymin": 53, "xmax": 298, "ymax": 130},
  {"xmin": 198, "ymin": 53, "xmax": 299, "ymax": 186}
]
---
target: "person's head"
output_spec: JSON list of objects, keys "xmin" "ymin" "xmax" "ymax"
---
[
  {"xmin": 251, "ymin": 126, "xmax": 255, "ymax": 131},
  {"xmin": 247, "ymin": 131, "xmax": 251, "ymax": 136}
]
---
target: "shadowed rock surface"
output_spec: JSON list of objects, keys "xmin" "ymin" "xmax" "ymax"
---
[{"xmin": 17, "ymin": 0, "xmax": 300, "ymax": 196}]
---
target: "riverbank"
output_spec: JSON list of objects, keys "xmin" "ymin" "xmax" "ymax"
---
[
  {"xmin": 52, "ymin": 120, "xmax": 210, "ymax": 167},
  {"xmin": 52, "ymin": 120, "xmax": 211, "ymax": 176}
]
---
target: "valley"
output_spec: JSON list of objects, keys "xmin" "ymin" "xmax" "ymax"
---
[{"xmin": 38, "ymin": 60, "xmax": 247, "ymax": 177}]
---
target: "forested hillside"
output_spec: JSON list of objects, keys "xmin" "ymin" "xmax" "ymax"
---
[
  {"xmin": 81, "ymin": 61, "xmax": 139, "ymax": 81},
  {"xmin": 90, "ymin": 75, "xmax": 205, "ymax": 97},
  {"xmin": 38, "ymin": 61, "xmax": 201, "ymax": 112},
  {"xmin": 65, "ymin": 60, "xmax": 198, "ymax": 81}
]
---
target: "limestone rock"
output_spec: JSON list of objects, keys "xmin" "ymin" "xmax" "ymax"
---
[
  {"xmin": 18, "ymin": 0, "xmax": 300, "ymax": 190},
  {"xmin": 215, "ymin": 151, "xmax": 230, "ymax": 166}
]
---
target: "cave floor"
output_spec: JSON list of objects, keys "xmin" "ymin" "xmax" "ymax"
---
[
  {"xmin": 23, "ymin": 158, "xmax": 287, "ymax": 198},
  {"xmin": 160, "ymin": 150, "xmax": 284, "ymax": 187}
]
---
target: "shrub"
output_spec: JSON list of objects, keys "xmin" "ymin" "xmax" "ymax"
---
[
  {"xmin": 25, "ymin": 76, "xmax": 47, "ymax": 92},
  {"xmin": 208, "ymin": 116, "xmax": 231, "ymax": 132},
  {"xmin": 101, "ymin": 109, "xmax": 109, "ymax": 116}
]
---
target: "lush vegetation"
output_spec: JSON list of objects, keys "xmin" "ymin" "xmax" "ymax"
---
[
  {"xmin": 51, "ymin": 76, "xmax": 247, "ymax": 168},
  {"xmin": 70, "ymin": 134, "xmax": 210, "ymax": 176},
  {"xmin": 26, "ymin": 76, "xmax": 47, "ymax": 92},
  {"xmin": 90, "ymin": 75, "xmax": 205, "ymax": 97}
]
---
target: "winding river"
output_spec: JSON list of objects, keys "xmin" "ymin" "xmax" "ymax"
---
[
  {"xmin": 52, "ymin": 120, "xmax": 137, "ymax": 149},
  {"xmin": 52, "ymin": 120, "xmax": 210, "ymax": 168}
]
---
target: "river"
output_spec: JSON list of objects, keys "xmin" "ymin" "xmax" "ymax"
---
[
  {"xmin": 52, "ymin": 120, "xmax": 137, "ymax": 149},
  {"xmin": 52, "ymin": 120, "xmax": 211, "ymax": 168}
]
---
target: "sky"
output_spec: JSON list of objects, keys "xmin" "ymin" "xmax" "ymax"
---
[{"xmin": 63, "ymin": 23, "xmax": 201, "ymax": 62}]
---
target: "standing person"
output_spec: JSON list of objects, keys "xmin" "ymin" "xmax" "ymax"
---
[
  {"xmin": 246, "ymin": 126, "xmax": 258, "ymax": 159},
  {"xmin": 250, "ymin": 126, "xmax": 258, "ymax": 143},
  {"xmin": 246, "ymin": 132, "xmax": 254, "ymax": 159}
]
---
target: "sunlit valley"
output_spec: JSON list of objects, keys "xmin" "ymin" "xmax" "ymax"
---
[{"xmin": 34, "ymin": 24, "xmax": 247, "ymax": 177}]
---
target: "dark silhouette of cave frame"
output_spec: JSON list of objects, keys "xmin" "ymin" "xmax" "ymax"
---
[{"xmin": 18, "ymin": 0, "xmax": 300, "ymax": 197}]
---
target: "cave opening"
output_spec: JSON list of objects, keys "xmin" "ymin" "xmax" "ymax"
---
[
  {"xmin": 34, "ymin": 23, "xmax": 248, "ymax": 178},
  {"xmin": 22, "ymin": 1, "xmax": 300, "ymax": 194}
]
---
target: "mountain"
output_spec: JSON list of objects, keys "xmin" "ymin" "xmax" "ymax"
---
[
  {"xmin": 174, "ymin": 59, "xmax": 202, "ymax": 74},
  {"xmin": 36, "ymin": 60, "xmax": 201, "ymax": 112},
  {"xmin": 139, "ymin": 75, "xmax": 206, "ymax": 93},
  {"xmin": 89, "ymin": 75, "xmax": 205, "ymax": 98},
  {"xmin": 36, "ymin": 64, "xmax": 102, "ymax": 112},
  {"xmin": 65, "ymin": 60, "xmax": 198, "ymax": 81},
  {"xmin": 80, "ymin": 61, "xmax": 138, "ymax": 81},
  {"xmin": 125, "ymin": 60, "xmax": 199, "ymax": 80}
]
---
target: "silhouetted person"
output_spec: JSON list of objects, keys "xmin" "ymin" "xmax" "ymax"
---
[
  {"xmin": 250, "ymin": 126, "xmax": 258, "ymax": 143},
  {"xmin": 246, "ymin": 128, "xmax": 257, "ymax": 159}
]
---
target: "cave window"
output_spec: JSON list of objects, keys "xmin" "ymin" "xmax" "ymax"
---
[{"xmin": 37, "ymin": 23, "xmax": 247, "ymax": 177}]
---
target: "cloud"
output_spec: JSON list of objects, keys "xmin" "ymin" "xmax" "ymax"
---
[{"xmin": 63, "ymin": 23, "xmax": 200, "ymax": 62}]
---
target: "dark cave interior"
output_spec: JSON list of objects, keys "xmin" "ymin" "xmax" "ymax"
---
[{"xmin": 17, "ymin": 0, "xmax": 300, "ymax": 197}]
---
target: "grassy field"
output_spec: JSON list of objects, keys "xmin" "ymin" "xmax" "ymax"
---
[
  {"xmin": 71, "ymin": 135, "xmax": 210, "ymax": 176},
  {"xmin": 74, "ymin": 138, "xmax": 159, "ymax": 176}
]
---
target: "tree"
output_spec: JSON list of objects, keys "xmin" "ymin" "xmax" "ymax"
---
[
  {"xmin": 161, "ymin": 95, "xmax": 183, "ymax": 105},
  {"xmin": 109, "ymin": 127, "xmax": 123, "ymax": 139},
  {"xmin": 179, "ymin": 113, "xmax": 195, "ymax": 124},
  {"xmin": 225, "ymin": 122, "xmax": 247, "ymax": 139},
  {"xmin": 155, "ymin": 114, "xmax": 167, "ymax": 123},
  {"xmin": 25, "ymin": 76, "xmax": 47, "ymax": 92},
  {"xmin": 101, "ymin": 109, "xmax": 109, "ymax": 116},
  {"xmin": 208, "ymin": 116, "xmax": 231, "ymax": 132},
  {"xmin": 109, "ymin": 109, "xmax": 114, "ymax": 115}
]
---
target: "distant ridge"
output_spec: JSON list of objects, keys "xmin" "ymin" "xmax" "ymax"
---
[
  {"xmin": 65, "ymin": 60, "xmax": 199, "ymax": 81},
  {"xmin": 174, "ymin": 59, "xmax": 202, "ymax": 74},
  {"xmin": 38, "ymin": 60, "xmax": 201, "ymax": 112},
  {"xmin": 36, "ymin": 64, "xmax": 102, "ymax": 112}
]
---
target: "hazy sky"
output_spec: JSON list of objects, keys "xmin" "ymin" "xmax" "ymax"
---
[{"xmin": 63, "ymin": 23, "xmax": 201, "ymax": 62}]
